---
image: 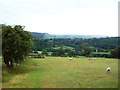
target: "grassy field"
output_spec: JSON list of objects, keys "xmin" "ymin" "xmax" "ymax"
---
[{"xmin": 2, "ymin": 57, "xmax": 118, "ymax": 88}]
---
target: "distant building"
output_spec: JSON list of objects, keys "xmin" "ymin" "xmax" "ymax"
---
[{"xmin": 29, "ymin": 51, "xmax": 38, "ymax": 57}]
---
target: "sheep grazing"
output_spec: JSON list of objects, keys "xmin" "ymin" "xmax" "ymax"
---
[
  {"xmin": 67, "ymin": 57, "xmax": 72, "ymax": 60},
  {"xmin": 93, "ymin": 58, "xmax": 96, "ymax": 60},
  {"xmin": 67, "ymin": 56, "xmax": 72, "ymax": 60},
  {"xmin": 106, "ymin": 67, "xmax": 111, "ymax": 72},
  {"xmin": 88, "ymin": 58, "xmax": 96, "ymax": 60},
  {"xmin": 69, "ymin": 58, "xmax": 72, "ymax": 60}
]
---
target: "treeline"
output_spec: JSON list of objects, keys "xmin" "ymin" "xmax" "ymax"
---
[
  {"xmin": 33, "ymin": 38, "xmax": 119, "ymax": 51},
  {"xmin": 32, "ymin": 36, "xmax": 120, "ymax": 58},
  {"xmin": 84, "ymin": 37, "xmax": 119, "ymax": 51}
]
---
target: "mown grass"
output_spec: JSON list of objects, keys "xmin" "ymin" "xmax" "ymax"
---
[{"xmin": 2, "ymin": 57, "xmax": 118, "ymax": 88}]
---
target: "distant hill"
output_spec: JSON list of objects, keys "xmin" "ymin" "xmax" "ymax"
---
[
  {"xmin": 31, "ymin": 32, "xmax": 108, "ymax": 39},
  {"xmin": 31, "ymin": 32, "xmax": 49, "ymax": 38}
]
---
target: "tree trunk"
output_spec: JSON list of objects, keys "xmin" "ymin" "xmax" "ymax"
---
[
  {"xmin": 9, "ymin": 59, "xmax": 13, "ymax": 68},
  {"xmin": 4, "ymin": 59, "xmax": 9, "ymax": 68},
  {"xmin": 4, "ymin": 57, "xmax": 13, "ymax": 68}
]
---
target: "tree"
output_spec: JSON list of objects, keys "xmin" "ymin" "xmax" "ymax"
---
[
  {"xmin": 68, "ymin": 50, "xmax": 76, "ymax": 57},
  {"xmin": 84, "ymin": 46, "xmax": 94, "ymax": 56},
  {"xmin": 2, "ymin": 24, "xmax": 33, "ymax": 68},
  {"xmin": 111, "ymin": 46, "xmax": 120, "ymax": 59},
  {"xmin": 80, "ymin": 42, "xmax": 94, "ymax": 56},
  {"xmin": 42, "ymin": 49, "xmax": 48, "ymax": 55},
  {"xmin": 0, "ymin": 25, "xmax": 2, "ymax": 55}
]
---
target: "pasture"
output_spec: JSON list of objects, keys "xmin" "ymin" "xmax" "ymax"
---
[{"xmin": 2, "ymin": 57, "xmax": 118, "ymax": 88}]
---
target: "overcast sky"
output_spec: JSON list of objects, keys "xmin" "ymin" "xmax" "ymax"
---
[{"xmin": 0, "ymin": 0, "xmax": 119, "ymax": 36}]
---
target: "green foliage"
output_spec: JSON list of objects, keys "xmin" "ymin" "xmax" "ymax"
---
[
  {"xmin": 2, "ymin": 24, "xmax": 33, "ymax": 68},
  {"xmin": 110, "ymin": 46, "xmax": 120, "ymax": 59},
  {"xmin": 51, "ymin": 47, "xmax": 65, "ymax": 56},
  {"xmin": 84, "ymin": 37, "xmax": 120, "ymax": 51},
  {"xmin": 50, "ymin": 46, "xmax": 76, "ymax": 57},
  {"xmin": 42, "ymin": 49, "xmax": 48, "ymax": 55},
  {"xmin": 31, "ymin": 37, "xmax": 119, "ymax": 58},
  {"xmin": 0, "ymin": 25, "xmax": 2, "ymax": 55},
  {"xmin": 83, "ymin": 46, "xmax": 94, "ymax": 56},
  {"xmin": 79, "ymin": 42, "xmax": 94, "ymax": 56}
]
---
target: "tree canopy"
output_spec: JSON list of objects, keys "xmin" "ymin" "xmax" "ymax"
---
[
  {"xmin": 110, "ymin": 46, "xmax": 120, "ymax": 59},
  {"xmin": 2, "ymin": 24, "xmax": 33, "ymax": 68},
  {"xmin": 0, "ymin": 25, "xmax": 2, "ymax": 55}
]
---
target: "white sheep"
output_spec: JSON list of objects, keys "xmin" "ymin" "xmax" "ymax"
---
[
  {"xmin": 106, "ymin": 67, "xmax": 111, "ymax": 72},
  {"xmin": 67, "ymin": 57, "xmax": 72, "ymax": 60},
  {"xmin": 88, "ymin": 58, "xmax": 96, "ymax": 60},
  {"xmin": 93, "ymin": 58, "xmax": 96, "ymax": 60},
  {"xmin": 67, "ymin": 56, "xmax": 73, "ymax": 60},
  {"xmin": 69, "ymin": 58, "xmax": 72, "ymax": 60}
]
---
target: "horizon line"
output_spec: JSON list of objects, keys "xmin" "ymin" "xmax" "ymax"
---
[{"xmin": 31, "ymin": 32, "xmax": 118, "ymax": 37}]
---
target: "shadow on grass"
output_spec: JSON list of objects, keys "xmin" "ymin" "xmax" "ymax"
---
[{"xmin": 2, "ymin": 61, "xmax": 39, "ymax": 83}]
